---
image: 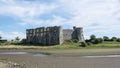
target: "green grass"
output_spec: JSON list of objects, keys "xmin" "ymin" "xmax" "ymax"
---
[
  {"xmin": 90, "ymin": 42, "xmax": 120, "ymax": 48},
  {"xmin": 38, "ymin": 48, "xmax": 120, "ymax": 54},
  {"xmin": 0, "ymin": 58, "xmax": 7, "ymax": 61}
]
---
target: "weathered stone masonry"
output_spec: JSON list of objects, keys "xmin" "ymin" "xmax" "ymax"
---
[{"xmin": 26, "ymin": 26, "xmax": 84, "ymax": 45}]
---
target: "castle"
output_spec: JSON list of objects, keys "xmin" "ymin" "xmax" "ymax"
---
[{"xmin": 26, "ymin": 26, "xmax": 84, "ymax": 45}]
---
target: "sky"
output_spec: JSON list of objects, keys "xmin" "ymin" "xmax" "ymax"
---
[{"xmin": 0, "ymin": 0, "xmax": 120, "ymax": 40}]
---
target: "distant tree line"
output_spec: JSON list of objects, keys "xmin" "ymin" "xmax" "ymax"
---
[
  {"xmin": 79, "ymin": 34, "xmax": 120, "ymax": 47},
  {"xmin": 0, "ymin": 35, "xmax": 21, "ymax": 45},
  {"xmin": 85, "ymin": 34, "xmax": 120, "ymax": 44}
]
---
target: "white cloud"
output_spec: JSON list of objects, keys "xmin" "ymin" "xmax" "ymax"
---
[
  {"xmin": 45, "ymin": 15, "xmax": 68, "ymax": 26},
  {"xmin": 0, "ymin": 0, "xmax": 58, "ymax": 25},
  {"xmin": 57, "ymin": 0, "xmax": 120, "ymax": 38},
  {"xmin": 0, "ymin": 31, "xmax": 25, "ymax": 40},
  {"xmin": 58, "ymin": 0, "xmax": 119, "ymax": 24}
]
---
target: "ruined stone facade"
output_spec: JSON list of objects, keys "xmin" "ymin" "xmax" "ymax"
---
[{"xmin": 26, "ymin": 26, "xmax": 84, "ymax": 45}]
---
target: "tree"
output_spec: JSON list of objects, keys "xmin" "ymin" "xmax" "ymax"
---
[
  {"xmin": 111, "ymin": 37, "xmax": 117, "ymax": 41},
  {"xmin": 90, "ymin": 34, "xmax": 96, "ymax": 44},
  {"xmin": 90, "ymin": 34, "xmax": 96, "ymax": 40},
  {"xmin": 103, "ymin": 36, "xmax": 109, "ymax": 41},
  {"xmin": 94, "ymin": 38, "xmax": 103, "ymax": 44},
  {"xmin": 0, "ymin": 35, "xmax": 2, "ymax": 40},
  {"xmin": 117, "ymin": 38, "xmax": 120, "ymax": 42},
  {"xmin": 15, "ymin": 36, "xmax": 20, "ymax": 41}
]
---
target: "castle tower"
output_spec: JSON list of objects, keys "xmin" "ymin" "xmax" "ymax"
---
[
  {"xmin": 75, "ymin": 27, "xmax": 85, "ymax": 42},
  {"xmin": 59, "ymin": 26, "xmax": 63, "ymax": 44},
  {"xmin": 72, "ymin": 26, "xmax": 84, "ymax": 42}
]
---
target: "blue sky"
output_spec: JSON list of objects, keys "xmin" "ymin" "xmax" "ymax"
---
[{"xmin": 0, "ymin": 0, "xmax": 120, "ymax": 40}]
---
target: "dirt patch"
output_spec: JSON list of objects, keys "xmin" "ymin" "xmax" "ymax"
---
[
  {"xmin": 0, "ymin": 62, "xmax": 9, "ymax": 68},
  {"xmin": 0, "ymin": 60, "xmax": 27, "ymax": 68}
]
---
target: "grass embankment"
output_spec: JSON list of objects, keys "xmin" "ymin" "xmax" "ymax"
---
[
  {"xmin": 0, "ymin": 41, "xmax": 120, "ymax": 49},
  {"xmin": 0, "ymin": 42, "xmax": 119, "ymax": 55},
  {"xmin": 0, "ymin": 41, "xmax": 81, "ymax": 49}
]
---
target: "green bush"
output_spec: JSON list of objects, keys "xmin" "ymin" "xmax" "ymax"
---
[
  {"xmin": 72, "ymin": 39, "xmax": 79, "ymax": 43},
  {"xmin": 87, "ymin": 42, "xmax": 92, "ymax": 46},
  {"xmin": 80, "ymin": 42, "xmax": 87, "ymax": 47},
  {"xmin": 94, "ymin": 38, "xmax": 103, "ymax": 44}
]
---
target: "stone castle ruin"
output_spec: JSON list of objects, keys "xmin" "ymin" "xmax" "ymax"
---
[{"xmin": 26, "ymin": 26, "xmax": 84, "ymax": 45}]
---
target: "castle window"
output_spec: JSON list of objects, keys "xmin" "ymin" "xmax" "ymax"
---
[
  {"xmin": 41, "ymin": 29, "xmax": 43, "ymax": 32},
  {"xmin": 37, "ymin": 33, "xmax": 39, "ymax": 36},
  {"xmin": 41, "ymin": 33, "xmax": 43, "ymax": 36},
  {"xmin": 30, "ymin": 34, "xmax": 32, "ymax": 36},
  {"xmin": 30, "ymin": 30, "xmax": 33, "ymax": 33},
  {"xmin": 37, "ymin": 29, "xmax": 39, "ymax": 32},
  {"xmin": 47, "ymin": 28, "xmax": 49, "ymax": 31}
]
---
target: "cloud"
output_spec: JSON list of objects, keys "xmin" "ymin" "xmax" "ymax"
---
[
  {"xmin": 57, "ymin": 0, "xmax": 120, "ymax": 37},
  {"xmin": 0, "ymin": 31, "xmax": 25, "ymax": 40},
  {"xmin": 59, "ymin": 0, "xmax": 119, "ymax": 24},
  {"xmin": 0, "ymin": 0, "xmax": 58, "ymax": 25},
  {"xmin": 0, "ymin": 0, "xmax": 120, "ymax": 39}
]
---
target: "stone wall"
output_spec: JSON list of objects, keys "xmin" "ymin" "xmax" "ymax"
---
[
  {"xmin": 26, "ymin": 29, "xmax": 35, "ymax": 43},
  {"xmin": 63, "ymin": 29, "xmax": 73, "ymax": 40},
  {"xmin": 26, "ymin": 26, "xmax": 62, "ymax": 45}
]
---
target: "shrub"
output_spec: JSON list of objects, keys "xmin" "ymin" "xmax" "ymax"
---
[
  {"xmin": 90, "ymin": 38, "xmax": 103, "ymax": 44},
  {"xmin": 80, "ymin": 42, "xmax": 87, "ymax": 47},
  {"xmin": 85, "ymin": 39, "xmax": 90, "ymax": 42},
  {"xmin": 94, "ymin": 38, "xmax": 103, "ymax": 44},
  {"xmin": 87, "ymin": 42, "xmax": 92, "ymax": 46},
  {"xmin": 90, "ymin": 39, "xmax": 96, "ymax": 44},
  {"xmin": 72, "ymin": 39, "xmax": 79, "ymax": 43}
]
